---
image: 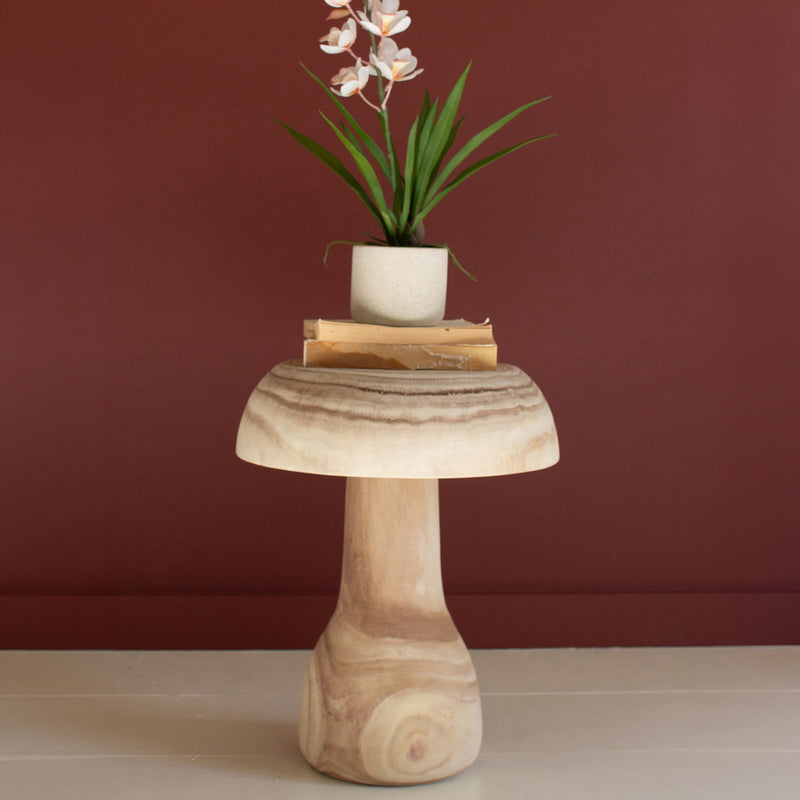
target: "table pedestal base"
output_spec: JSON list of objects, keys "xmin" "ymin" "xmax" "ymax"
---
[{"xmin": 298, "ymin": 477, "xmax": 482, "ymax": 786}]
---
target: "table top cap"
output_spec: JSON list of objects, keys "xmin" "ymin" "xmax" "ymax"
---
[{"xmin": 236, "ymin": 361, "xmax": 559, "ymax": 479}]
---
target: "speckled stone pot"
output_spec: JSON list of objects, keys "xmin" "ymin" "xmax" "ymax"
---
[{"xmin": 350, "ymin": 245, "xmax": 448, "ymax": 327}]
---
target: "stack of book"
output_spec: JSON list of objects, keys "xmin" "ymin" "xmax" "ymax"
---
[{"xmin": 302, "ymin": 318, "xmax": 497, "ymax": 371}]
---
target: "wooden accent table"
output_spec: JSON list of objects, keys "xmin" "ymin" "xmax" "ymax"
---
[{"xmin": 236, "ymin": 361, "xmax": 559, "ymax": 785}]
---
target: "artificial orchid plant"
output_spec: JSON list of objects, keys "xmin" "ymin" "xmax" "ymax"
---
[{"xmin": 280, "ymin": 0, "xmax": 553, "ymax": 271}]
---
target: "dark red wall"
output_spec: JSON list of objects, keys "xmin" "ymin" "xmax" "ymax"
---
[{"xmin": 2, "ymin": 0, "xmax": 799, "ymax": 648}]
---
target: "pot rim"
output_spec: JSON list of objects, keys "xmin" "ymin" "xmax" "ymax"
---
[{"xmin": 352, "ymin": 242, "xmax": 448, "ymax": 250}]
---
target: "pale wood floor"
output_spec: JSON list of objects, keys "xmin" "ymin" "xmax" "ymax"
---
[{"xmin": 1, "ymin": 647, "xmax": 798, "ymax": 799}]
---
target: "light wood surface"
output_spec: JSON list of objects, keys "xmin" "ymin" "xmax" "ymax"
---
[
  {"xmin": 235, "ymin": 360, "xmax": 559, "ymax": 478},
  {"xmin": 236, "ymin": 361, "xmax": 559, "ymax": 784},
  {"xmin": 298, "ymin": 478, "xmax": 482, "ymax": 785}
]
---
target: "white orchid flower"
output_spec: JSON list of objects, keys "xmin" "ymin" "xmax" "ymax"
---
[
  {"xmin": 319, "ymin": 19, "xmax": 358, "ymax": 54},
  {"xmin": 358, "ymin": 0, "xmax": 411, "ymax": 38},
  {"xmin": 369, "ymin": 37, "xmax": 422, "ymax": 82},
  {"xmin": 331, "ymin": 58, "xmax": 371, "ymax": 98},
  {"xmin": 324, "ymin": 0, "xmax": 351, "ymax": 7}
]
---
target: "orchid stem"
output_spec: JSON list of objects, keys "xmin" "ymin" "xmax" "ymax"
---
[
  {"xmin": 363, "ymin": 20, "xmax": 398, "ymax": 201},
  {"xmin": 381, "ymin": 79, "xmax": 395, "ymax": 109},
  {"xmin": 358, "ymin": 93, "xmax": 382, "ymax": 113}
]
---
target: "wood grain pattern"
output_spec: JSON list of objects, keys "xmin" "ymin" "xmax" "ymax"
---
[
  {"xmin": 298, "ymin": 478, "xmax": 482, "ymax": 786},
  {"xmin": 236, "ymin": 361, "xmax": 560, "ymax": 784},
  {"xmin": 236, "ymin": 360, "xmax": 559, "ymax": 478}
]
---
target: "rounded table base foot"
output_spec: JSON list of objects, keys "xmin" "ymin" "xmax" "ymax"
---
[{"xmin": 299, "ymin": 618, "xmax": 482, "ymax": 786}]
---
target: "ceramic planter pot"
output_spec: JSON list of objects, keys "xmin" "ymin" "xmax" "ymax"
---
[{"xmin": 350, "ymin": 244, "xmax": 448, "ymax": 327}]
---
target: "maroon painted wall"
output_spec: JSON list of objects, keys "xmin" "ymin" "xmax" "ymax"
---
[{"xmin": 2, "ymin": 0, "xmax": 799, "ymax": 648}]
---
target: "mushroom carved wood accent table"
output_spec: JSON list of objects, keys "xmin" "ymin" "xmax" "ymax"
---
[{"xmin": 236, "ymin": 360, "xmax": 559, "ymax": 786}]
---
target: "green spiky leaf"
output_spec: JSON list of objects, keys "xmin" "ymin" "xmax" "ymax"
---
[
  {"xmin": 319, "ymin": 112, "xmax": 398, "ymax": 235},
  {"xmin": 301, "ymin": 63, "xmax": 391, "ymax": 180},
  {"xmin": 425, "ymin": 96, "xmax": 553, "ymax": 207},
  {"xmin": 277, "ymin": 120, "xmax": 390, "ymax": 239},
  {"xmin": 413, "ymin": 63, "xmax": 471, "ymax": 211},
  {"xmin": 414, "ymin": 134, "xmax": 557, "ymax": 228}
]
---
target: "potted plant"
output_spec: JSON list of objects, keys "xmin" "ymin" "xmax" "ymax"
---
[{"xmin": 280, "ymin": 0, "xmax": 553, "ymax": 325}]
